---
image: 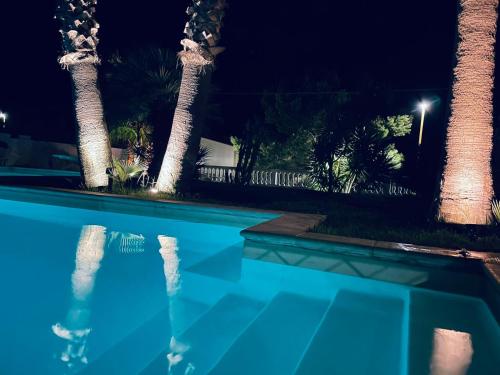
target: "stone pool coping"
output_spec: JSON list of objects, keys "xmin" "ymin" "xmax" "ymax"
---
[{"xmin": 1, "ymin": 184, "xmax": 498, "ymax": 292}]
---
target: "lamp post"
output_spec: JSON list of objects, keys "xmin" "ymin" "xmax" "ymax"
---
[{"xmin": 417, "ymin": 101, "xmax": 430, "ymax": 146}]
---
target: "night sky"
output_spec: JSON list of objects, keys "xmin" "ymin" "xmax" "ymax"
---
[{"xmin": 0, "ymin": 0, "xmax": 491, "ymax": 147}]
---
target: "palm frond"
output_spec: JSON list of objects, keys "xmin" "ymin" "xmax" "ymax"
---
[
  {"xmin": 492, "ymin": 199, "xmax": 500, "ymax": 224},
  {"xmin": 109, "ymin": 126, "xmax": 137, "ymax": 147}
]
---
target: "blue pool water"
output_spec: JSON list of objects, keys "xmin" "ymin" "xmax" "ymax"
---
[{"xmin": 0, "ymin": 196, "xmax": 498, "ymax": 374}]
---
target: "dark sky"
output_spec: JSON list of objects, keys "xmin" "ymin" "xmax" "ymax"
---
[{"xmin": 0, "ymin": 0, "xmax": 469, "ymax": 143}]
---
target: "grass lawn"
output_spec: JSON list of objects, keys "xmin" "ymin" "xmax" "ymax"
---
[{"xmin": 182, "ymin": 182, "xmax": 500, "ymax": 252}]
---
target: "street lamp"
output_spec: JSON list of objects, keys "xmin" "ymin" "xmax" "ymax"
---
[
  {"xmin": 0, "ymin": 111, "xmax": 7, "ymax": 126},
  {"xmin": 417, "ymin": 101, "xmax": 430, "ymax": 146}
]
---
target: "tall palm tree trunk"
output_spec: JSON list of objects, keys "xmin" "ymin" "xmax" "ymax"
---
[
  {"xmin": 156, "ymin": 58, "xmax": 212, "ymax": 193},
  {"xmin": 70, "ymin": 62, "xmax": 112, "ymax": 188},
  {"xmin": 438, "ymin": 0, "xmax": 498, "ymax": 225},
  {"xmin": 156, "ymin": 0, "xmax": 226, "ymax": 194},
  {"xmin": 56, "ymin": 0, "xmax": 112, "ymax": 188}
]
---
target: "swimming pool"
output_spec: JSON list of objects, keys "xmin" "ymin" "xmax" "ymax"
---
[
  {"xmin": 0, "ymin": 167, "xmax": 80, "ymax": 177},
  {"xmin": 0, "ymin": 189, "xmax": 498, "ymax": 374}
]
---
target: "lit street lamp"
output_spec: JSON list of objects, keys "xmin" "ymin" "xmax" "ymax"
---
[
  {"xmin": 0, "ymin": 111, "xmax": 7, "ymax": 127},
  {"xmin": 417, "ymin": 101, "xmax": 430, "ymax": 146}
]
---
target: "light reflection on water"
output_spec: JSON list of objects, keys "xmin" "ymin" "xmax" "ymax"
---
[
  {"xmin": 52, "ymin": 227, "xmax": 197, "ymax": 374},
  {"xmin": 52, "ymin": 225, "xmax": 106, "ymax": 371},
  {"xmin": 158, "ymin": 235, "xmax": 194, "ymax": 374}
]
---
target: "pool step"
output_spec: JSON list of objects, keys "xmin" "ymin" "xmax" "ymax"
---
[
  {"xmin": 295, "ymin": 289, "xmax": 405, "ymax": 375},
  {"xmin": 408, "ymin": 290, "xmax": 500, "ymax": 375},
  {"xmin": 140, "ymin": 294, "xmax": 265, "ymax": 374},
  {"xmin": 209, "ymin": 292, "xmax": 330, "ymax": 375},
  {"xmin": 186, "ymin": 243, "xmax": 243, "ymax": 282},
  {"xmin": 81, "ymin": 298, "xmax": 209, "ymax": 375}
]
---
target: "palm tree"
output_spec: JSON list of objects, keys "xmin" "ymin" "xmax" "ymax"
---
[
  {"xmin": 438, "ymin": 0, "xmax": 498, "ymax": 224},
  {"xmin": 56, "ymin": 0, "xmax": 112, "ymax": 188},
  {"xmin": 109, "ymin": 121, "xmax": 153, "ymax": 166},
  {"xmin": 104, "ymin": 47, "xmax": 181, "ymax": 176},
  {"xmin": 156, "ymin": 0, "xmax": 226, "ymax": 193}
]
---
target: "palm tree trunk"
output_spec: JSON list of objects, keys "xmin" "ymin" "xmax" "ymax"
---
[
  {"xmin": 438, "ymin": 0, "xmax": 498, "ymax": 224},
  {"xmin": 156, "ymin": 59, "xmax": 212, "ymax": 193},
  {"xmin": 70, "ymin": 62, "xmax": 112, "ymax": 188}
]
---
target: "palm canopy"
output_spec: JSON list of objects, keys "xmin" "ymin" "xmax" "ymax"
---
[
  {"xmin": 104, "ymin": 47, "xmax": 181, "ymax": 126},
  {"xmin": 182, "ymin": 0, "xmax": 226, "ymax": 59},
  {"xmin": 56, "ymin": 0, "xmax": 100, "ymax": 66}
]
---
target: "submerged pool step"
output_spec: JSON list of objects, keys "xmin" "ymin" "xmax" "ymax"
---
[
  {"xmin": 140, "ymin": 294, "xmax": 265, "ymax": 375},
  {"xmin": 408, "ymin": 290, "xmax": 500, "ymax": 375},
  {"xmin": 209, "ymin": 292, "xmax": 330, "ymax": 375},
  {"xmin": 80, "ymin": 298, "xmax": 209, "ymax": 375},
  {"xmin": 295, "ymin": 289, "xmax": 405, "ymax": 375},
  {"xmin": 186, "ymin": 243, "xmax": 243, "ymax": 282}
]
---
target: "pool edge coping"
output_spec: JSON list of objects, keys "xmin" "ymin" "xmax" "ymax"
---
[{"xmin": 241, "ymin": 220, "xmax": 500, "ymax": 294}]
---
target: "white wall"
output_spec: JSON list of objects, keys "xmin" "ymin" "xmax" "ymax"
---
[
  {"xmin": 0, "ymin": 133, "xmax": 125, "ymax": 170},
  {"xmin": 200, "ymin": 137, "xmax": 237, "ymax": 167},
  {"xmin": 0, "ymin": 133, "xmax": 235, "ymax": 169}
]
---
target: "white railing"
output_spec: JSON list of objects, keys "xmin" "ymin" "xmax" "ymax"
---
[
  {"xmin": 199, "ymin": 166, "xmax": 415, "ymax": 196},
  {"xmin": 199, "ymin": 166, "xmax": 311, "ymax": 188}
]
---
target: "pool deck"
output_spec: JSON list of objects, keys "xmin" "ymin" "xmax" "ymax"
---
[{"xmin": 0, "ymin": 185, "xmax": 499, "ymax": 295}]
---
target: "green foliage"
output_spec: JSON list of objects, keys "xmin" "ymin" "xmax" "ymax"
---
[
  {"xmin": 492, "ymin": 199, "xmax": 500, "ymax": 224},
  {"xmin": 109, "ymin": 120, "xmax": 154, "ymax": 168},
  {"xmin": 195, "ymin": 146, "xmax": 211, "ymax": 178},
  {"xmin": 311, "ymin": 115, "xmax": 413, "ymax": 193},
  {"xmin": 110, "ymin": 126, "xmax": 138, "ymax": 147},
  {"xmin": 103, "ymin": 47, "xmax": 181, "ymax": 126},
  {"xmin": 259, "ymin": 91, "xmax": 325, "ymax": 171},
  {"xmin": 232, "ymin": 116, "xmax": 269, "ymax": 184},
  {"xmin": 108, "ymin": 159, "xmax": 146, "ymax": 192}
]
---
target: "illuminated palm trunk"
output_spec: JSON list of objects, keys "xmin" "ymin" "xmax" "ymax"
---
[
  {"xmin": 70, "ymin": 62, "xmax": 112, "ymax": 188},
  {"xmin": 438, "ymin": 0, "xmax": 498, "ymax": 224},
  {"xmin": 156, "ymin": 0, "xmax": 226, "ymax": 194},
  {"xmin": 56, "ymin": 0, "xmax": 112, "ymax": 188},
  {"xmin": 156, "ymin": 59, "xmax": 211, "ymax": 193}
]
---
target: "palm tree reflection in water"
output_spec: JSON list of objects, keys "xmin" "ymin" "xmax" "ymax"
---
[
  {"xmin": 158, "ymin": 235, "xmax": 195, "ymax": 374},
  {"xmin": 52, "ymin": 225, "xmax": 106, "ymax": 371}
]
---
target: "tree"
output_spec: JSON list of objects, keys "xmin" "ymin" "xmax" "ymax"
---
[
  {"xmin": 109, "ymin": 120, "xmax": 153, "ymax": 167},
  {"xmin": 231, "ymin": 117, "xmax": 268, "ymax": 185},
  {"xmin": 311, "ymin": 115, "xmax": 412, "ymax": 193},
  {"xmin": 56, "ymin": 0, "xmax": 112, "ymax": 188},
  {"xmin": 103, "ymin": 47, "xmax": 181, "ymax": 176},
  {"xmin": 438, "ymin": 0, "xmax": 498, "ymax": 225},
  {"xmin": 156, "ymin": 0, "xmax": 226, "ymax": 194},
  {"xmin": 259, "ymin": 92, "xmax": 323, "ymax": 171}
]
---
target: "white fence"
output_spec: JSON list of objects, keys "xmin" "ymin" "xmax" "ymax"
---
[
  {"xmin": 199, "ymin": 166, "xmax": 415, "ymax": 196},
  {"xmin": 200, "ymin": 166, "xmax": 311, "ymax": 188}
]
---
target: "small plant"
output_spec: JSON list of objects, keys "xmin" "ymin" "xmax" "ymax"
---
[
  {"xmin": 194, "ymin": 146, "xmax": 211, "ymax": 179},
  {"xmin": 108, "ymin": 159, "xmax": 145, "ymax": 193},
  {"xmin": 109, "ymin": 121, "xmax": 154, "ymax": 169},
  {"xmin": 491, "ymin": 199, "xmax": 500, "ymax": 224}
]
